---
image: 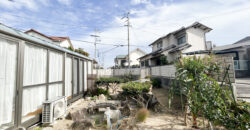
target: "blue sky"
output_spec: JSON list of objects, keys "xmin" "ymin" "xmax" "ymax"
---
[{"xmin": 0, "ymin": 0, "xmax": 250, "ymax": 68}]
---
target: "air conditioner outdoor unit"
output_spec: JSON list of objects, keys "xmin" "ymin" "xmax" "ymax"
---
[{"xmin": 42, "ymin": 96, "xmax": 67, "ymax": 124}]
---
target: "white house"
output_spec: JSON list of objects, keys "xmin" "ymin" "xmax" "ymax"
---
[
  {"xmin": 115, "ymin": 48, "xmax": 146, "ymax": 68},
  {"xmin": 139, "ymin": 22, "xmax": 212, "ymax": 67},
  {"xmin": 25, "ymin": 29, "xmax": 74, "ymax": 49}
]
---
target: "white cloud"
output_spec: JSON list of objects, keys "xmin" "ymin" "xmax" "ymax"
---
[
  {"xmin": 71, "ymin": 0, "xmax": 250, "ymax": 68},
  {"xmin": 0, "ymin": 0, "xmax": 38, "ymax": 11},
  {"xmin": 57, "ymin": 0, "xmax": 71, "ymax": 6},
  {"xmin": 131, "ymin": 0, "xmax": 150, "ymax": 5}
]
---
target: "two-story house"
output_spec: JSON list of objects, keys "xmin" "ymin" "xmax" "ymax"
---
[
  {"xmin": 115, "ymin": 48, "xmax": 146, "ymax": 68},
  {"xmin": 139, "ymin": 22, "xmax": 212, "ymax": 67},
  {"xmin": 25, "ymin": 29, "xmax": 74, "ymax": 49}
]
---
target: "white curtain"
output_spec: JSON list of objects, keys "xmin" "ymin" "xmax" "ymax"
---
[
  {"xmin": 0, "ymin": 39, "xmax": 17, "ymax": 126},
  {"xmin": 79, "ymin": 61, "xmax": 83, "ymax": 92},
  {"xmin": 49, "ymin": 51, "xmax": 63, "ymax": 82},
  {"xmin": 22, "ymin": 44, "xmax": 47, "ymax": 122},
  {"xmin": 84, "ymin": 61, "xmax": 87, "ymax": 92},
  {"xmin": 65, "ymin": 57, "xmax": 72, "ymax": 97},
  {"xmin": 22, "ymin": 85, "xmax": 46, "ymax": 117},
  {"xmin": 73, "ymin": 59, "xmax": 78, "ymax": 94},
  {"xmin": 48, "ymin": 84, "xmax": 62, "ymax": 100},
  {"xmin": 23, "ymin": 44, "xmax": 47, "ymax": 86}
]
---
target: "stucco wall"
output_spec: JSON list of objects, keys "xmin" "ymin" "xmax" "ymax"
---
[
  {"xmin": 129, "ymin": 50, "xmax": 145, "ymax": 66},
  {"xmin": 59, "ymin": 40, "xmax": 71, "ymax": 48},
  {"xmin": 183, "ymin": 28, "xmax": 206, "ymax": 53}
]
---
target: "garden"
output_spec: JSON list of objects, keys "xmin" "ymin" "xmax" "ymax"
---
[{"xmin": 31, "ymin": 56, "xmax": 249, "ymax": 130}]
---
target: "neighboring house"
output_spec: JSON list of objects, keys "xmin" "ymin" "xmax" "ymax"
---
[
  {"xmin": 213, "ymin": 36, "xmax": 250, "ymax": 78},
  {"xmin": 25, "ymin": 29, "xmax": 74, "ymax": 49},
  {"xmin": 114, "ymin": 55, "xmax": 127, "ymax": 68},
  {"xmin": 139, "ymin": 22, "xmax": 212, "ymax": 67},
  {"xmin": 115, "ymin": 48, "xmax": 146, "ymax": 68}
]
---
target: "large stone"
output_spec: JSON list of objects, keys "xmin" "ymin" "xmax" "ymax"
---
[{"xmin": 68, "ymin": 108, "xmax": 87, "ymax": 121}]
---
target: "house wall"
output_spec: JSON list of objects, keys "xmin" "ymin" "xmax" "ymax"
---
[
  {"xmin": 129, "ymin": 50, "xmax": 145, "ymax": 66},
  {"xmin": 183, "ymin": 28, "xmax": 206, "ymax": 53},
  {"xmin": 59, "ymin": 40, "xmax": 71, "ymax": 48}
]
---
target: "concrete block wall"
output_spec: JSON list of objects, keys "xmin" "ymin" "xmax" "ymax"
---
[{"xmin": 214, "ymin": 54, "xmax": 235, "ymax": 83}]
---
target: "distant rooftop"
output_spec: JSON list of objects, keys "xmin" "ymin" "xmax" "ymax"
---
[
  {"xmin": 214, "ymin": 36, "xmax": 250, "ymax": 51},
  {"xmin": 115, "ymin": 55, "xmax": 126, "ymax": 59},
  {"xmin": 234, "ymin": 36, "xmax": 250, "ymax": 44}
]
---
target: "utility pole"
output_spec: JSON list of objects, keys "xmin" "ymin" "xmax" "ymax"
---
[
  {"xmin": 122, "ymin": 12, "xmax": 131, "ymax": 71},
  {"xmin": 90, "ymin": 29, "xmax": 100, "ymax": 60}
]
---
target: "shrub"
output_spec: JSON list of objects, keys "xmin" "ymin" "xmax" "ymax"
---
[
  {"xmin": 172, "ymin": 55, "xmax": 250, "ymax": 129},
  {"xmin": 122, "ymin": 74, "xmax": 136, "ymax": 82},
  {"xmin": 122, "ymin": 82, "xmax": 151, "ymax": 96},
  {"xmin": 150, "ymin": 77, "xmax": 161, "ymax": 88},
  {"xmin": 136, "ymin": 108, "xmax": 149, "ymax": 122},
  {"xmin": 96, "ymin": 77, "xmax": 124, "ymax": 85},
  {"xmin": 96, "ymin": 88, "xmax": 109, "ymax": 96}
]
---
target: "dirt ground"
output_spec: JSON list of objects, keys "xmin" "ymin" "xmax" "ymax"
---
[{"xmin": 30, "ymin": 88, "xmax": 219, "ymax": 130}]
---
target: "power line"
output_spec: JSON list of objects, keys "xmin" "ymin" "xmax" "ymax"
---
[{"xmin": 71, "ymin": 39, "xmax": 149, "ymax": 47}]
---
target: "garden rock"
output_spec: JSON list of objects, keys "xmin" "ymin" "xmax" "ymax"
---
[
  {"xmin": 98, "ymin": 94, "xmax": 106, "ymax": 101},
  {"xmin": 69, "ymin": 108, "xmax": 87, "ymax": 121},
  {"xmin": 104, "ymin": 107, "xmax": 121, "ymax": 122},
  {"xmin": 71, "ymin": 119, "xmax": 95, "ymax": 130}
]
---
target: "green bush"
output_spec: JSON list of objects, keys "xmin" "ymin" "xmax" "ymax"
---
[
  {"xmin": 96, "ymin": 88, "xmax": 109, "ymax": 96},
  {"xmin": 96, "ymin": 77, "xmax": 124, "ymax": 85},
  {"xmin": 150, "ymin": 77, "xmax": 161, "ymax": 88},
  {"xmin": 122, "ymin": 82, "xmax": 151, "ymax": 96},
  {"xmin": 122, "ymin": 74, "xmax": 136, "ymax": 82}
]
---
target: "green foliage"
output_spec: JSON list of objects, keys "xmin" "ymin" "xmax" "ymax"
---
[
  {"xmin": 122, "ymin": 74, "xmax": 136, "ymax": 82},
  {"xmin": 34, "ymin": 127, "xmax": 42, "ymax": 130},
  {"xmin": 160, "ymin": 55, "xmax": 168, "ymax": 65},
  {"xmin": 68, "ymin": 46, "xmax": 74, "ymax": 51},
  {"xmin": 75, "ymin": 48, "xmax": 89, "ymax": 57},
  {"xmin": 150, "ymin": 77, "xmax": 161, "ymax": 88},
  {"xmin": 96, "ymin": 77, "xmax": 124, "ymax": 85},
  {"xmin": 136, "ymin": 108, "xmax": 149, "ymax": 122},
  {"xmin": 172, "ymin": 55, "xmax": 250, "ymax": 129},
  {"xmin": 122, "ymin": 82, "xmax": 151, "ymax": 96},
  {"xmin": 96, "ymin": 88, "xmax": 109, "ymax": 96}
]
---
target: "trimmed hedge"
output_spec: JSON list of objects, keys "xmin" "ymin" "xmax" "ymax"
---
[
  {"xmin": 96, "ymin": 77, "xmax": 124, "ymax": 85},
  {"xmin": 122, "ymin": 82, "xmax": 151, "ymax": 96}
]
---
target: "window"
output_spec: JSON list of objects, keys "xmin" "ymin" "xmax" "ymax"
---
[
  {"xmin": 157, "ymin": 41, "xmax": 163, "ymax": 49},
  {"xmin": 177, "ymin": 35, "xmax": 186, "ymax": 45},
  {"xmin": 141, "ymin": 61, "xmax": 145, "ymax": 67}
]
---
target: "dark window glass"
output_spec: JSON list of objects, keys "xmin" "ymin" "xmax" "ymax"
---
[{"xmin": 177, "ymin": 35, "xmax": 186, "ymax": 45}]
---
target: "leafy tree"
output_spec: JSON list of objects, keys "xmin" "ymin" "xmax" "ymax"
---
[{"xmin": 170, "ymin": 55, "xmax": 250, "ymax": 129}]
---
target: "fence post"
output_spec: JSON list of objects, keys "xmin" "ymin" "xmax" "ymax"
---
[{"xmin": 17, "ymin": 41, "xmax": 25, "ymax": 127}]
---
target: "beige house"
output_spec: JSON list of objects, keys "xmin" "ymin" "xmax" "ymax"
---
[
  {"xmin": 139, "ymin": 22, "xmax": 212, "ymax": 67},
  {"xmin": 25, "ymin": 29, "xmax": 74, "ymax": 49},
  {"xmin": 115, "ymin": 48, "xmax": 146, "ymax": 68}
]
